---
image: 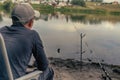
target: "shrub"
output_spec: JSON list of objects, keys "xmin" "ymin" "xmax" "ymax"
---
[
  {"xmin": 3, "ymin": 0, "xmax": 13, "ymax": 12},
  {"xmin": 71, "ymin": 0, "xmax": 86, "ymax": 7}
]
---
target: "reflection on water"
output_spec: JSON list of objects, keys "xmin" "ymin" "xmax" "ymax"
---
[
  {"xmin": 38, "ymin": 12, "xmax": 120, "ymax": 24},
  {"xmin": 0, "ymin": 12, "xmax": 120, "ymax": 65},
  {"xmin": 70, "ymin": 15, "xmax": 102, "ymax": 24}
]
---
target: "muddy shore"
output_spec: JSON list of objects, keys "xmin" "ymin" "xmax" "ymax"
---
[{"xmin": 48, "ymin": 57, "xmax": 120, "ymax": 80}]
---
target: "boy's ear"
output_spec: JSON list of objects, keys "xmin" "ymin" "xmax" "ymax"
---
[
  {"xmin": 28, "ymin": 19, "xmax": 34, "ymax": 29},
  {"xmin": 24, "ymin": 19, "xmax": 34, "ymax": 29}
]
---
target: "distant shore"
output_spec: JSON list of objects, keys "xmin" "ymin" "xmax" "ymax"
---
[{"xmin": 32, "ymin": 2, "xmax": 120, "ymax": 16}]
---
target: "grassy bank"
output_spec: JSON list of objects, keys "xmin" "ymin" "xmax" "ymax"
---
[
  {"xmin": 31, "ymin": 2, "xmax": 120, "ymax": 16},
  {"xmin": 0, "ymin": 2, "xmax": 120, "ymax": 16},
  {"xmin": 31, "ymin": 4, "xmax": 107, "ymax": 15},
  {"xmin": 56, "ymin": 6, "xmax": 106, "ymax": 15},
  {"xmin": 110, "ymin": 11, "xmax": 120, "ymax": 16},
  {"xmin": 0, "ymin": 3, "xmax": 3, "ymax": 10},
  {"xmin": 32, "ymin": 4, "xmax": 54, "ymax": 14}
]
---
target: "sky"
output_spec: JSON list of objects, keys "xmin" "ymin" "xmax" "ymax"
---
[{"xmin": 103, "ymin": 0, "xmax": 120, "ymax": 2}]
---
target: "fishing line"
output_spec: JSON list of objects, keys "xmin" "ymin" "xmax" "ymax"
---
[
  {"xmin": 73, "ymin": 23, "xmax": 81, "ymax": 34},
  {"xmin": 73, "ymin": 23, "xmax": 81, "ymax": 57},
  {"xmin": 72, "ymin": 23, "xmax": 112, "ymax": 80},
  {"xmin": 72, "ymin": 23, "xmax": 86, "ymax": 71},
  {"xmin": 84, "ymin": 41, "xmax": 112, "ymax": 80}
]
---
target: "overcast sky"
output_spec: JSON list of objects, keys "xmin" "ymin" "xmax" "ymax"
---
[{"xmin": 103, "ymin": 0, "xmax": 120, "ymax": 2}]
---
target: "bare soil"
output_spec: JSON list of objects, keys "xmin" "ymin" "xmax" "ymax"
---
[{"xmin": 49, "ymin": 57, "xmax": 120, "ymax": 80}]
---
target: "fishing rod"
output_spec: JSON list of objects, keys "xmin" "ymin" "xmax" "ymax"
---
[
  {"xmin": 85, "ymin": 42, "xmax": 112, "ymax": 80},
  {"xmin": 72, "ymin": 23, "xmax": 112, "ymax": 80},
  {"xmin": 73, "ymin": 23, "xmax": 86, "ymax": 70},
  {"xmin": 80, "ymin": 33, "xmax": 86, "ymax": 70}
]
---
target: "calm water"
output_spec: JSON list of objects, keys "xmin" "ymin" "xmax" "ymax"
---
[{"xmin": 0, "ymin": 12, "xmax": 120, "ymax": 65}]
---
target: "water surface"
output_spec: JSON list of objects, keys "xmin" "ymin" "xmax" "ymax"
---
[{"xmin": 1, "ymin": 12, "xmax": 120, "ymax": 65}]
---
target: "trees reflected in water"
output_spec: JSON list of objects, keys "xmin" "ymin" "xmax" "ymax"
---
[
  {"xmin": 39, "ymin": 13, "xmax": 120, "ymax": 24},
  {"xmin": 0, "ymin": 11, "xmax": 120, "ymax": 24},
  {"xmin": 70, "ymin": 15, "xmax": 102, "ymax": 24}
]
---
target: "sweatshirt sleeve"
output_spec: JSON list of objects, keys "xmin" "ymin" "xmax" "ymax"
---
[{"xmin": 32, "ymin": 30, "xmax": 48, "ymax": 71}]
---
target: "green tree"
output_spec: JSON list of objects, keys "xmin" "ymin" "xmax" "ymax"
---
[
  {"xmin": 91, "ymin": 0, "xmax": 103, "ymax": 2},
  {"xmin": 3, "ymin": 0, "xmax": 13, "ymax": 12},
  {"xmin": 71, "ymin": 0, "xmax": 86, "ymax": 7}
]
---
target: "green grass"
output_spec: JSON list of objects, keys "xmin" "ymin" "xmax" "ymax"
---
[
  {"xmin": 110, "ymin": 11, "xmax": 120, "ymax": 16},
  {"xmin": 0, "ymin": 3, "xmax": 3, "ymax": 10},
  {"xmin": 0, "ymin": 2, "xmax": 120, "ymax": 16},
  {"xmin": 22, "ymin": 3, "xmax": 120, "ymax": 16},
  {"xmin": 32, "ymin": 4, "xmax": 54, "ymax": 14},
  {"xmin": 55, "ymin": 6, "xmax": 106, "ymax": 15}
]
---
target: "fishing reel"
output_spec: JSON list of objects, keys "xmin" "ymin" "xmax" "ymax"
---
[
  {"xmin": 101, "ymin": 74, "xmax": 112, "ymax": 80},
  {"xmin": 101, "ymin": 74, "xmax": 107, "ymax": 80}
]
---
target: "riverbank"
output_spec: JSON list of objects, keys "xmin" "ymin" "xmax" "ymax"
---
[
  {"xmin": 0, "ymin": 2, "xmax": 120, "ymax": 16},
  {"xmin": 31, "ymin": 2, "xmax": 120, "ymax": 16},
  {"xmin": 48, "ymin": 57, "xmax": 120, "ymax": 80}
]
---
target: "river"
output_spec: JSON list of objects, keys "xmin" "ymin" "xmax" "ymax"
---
[{"xmin": 0, "ymin": 12, "xmax": 120, "ymax": 65}]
